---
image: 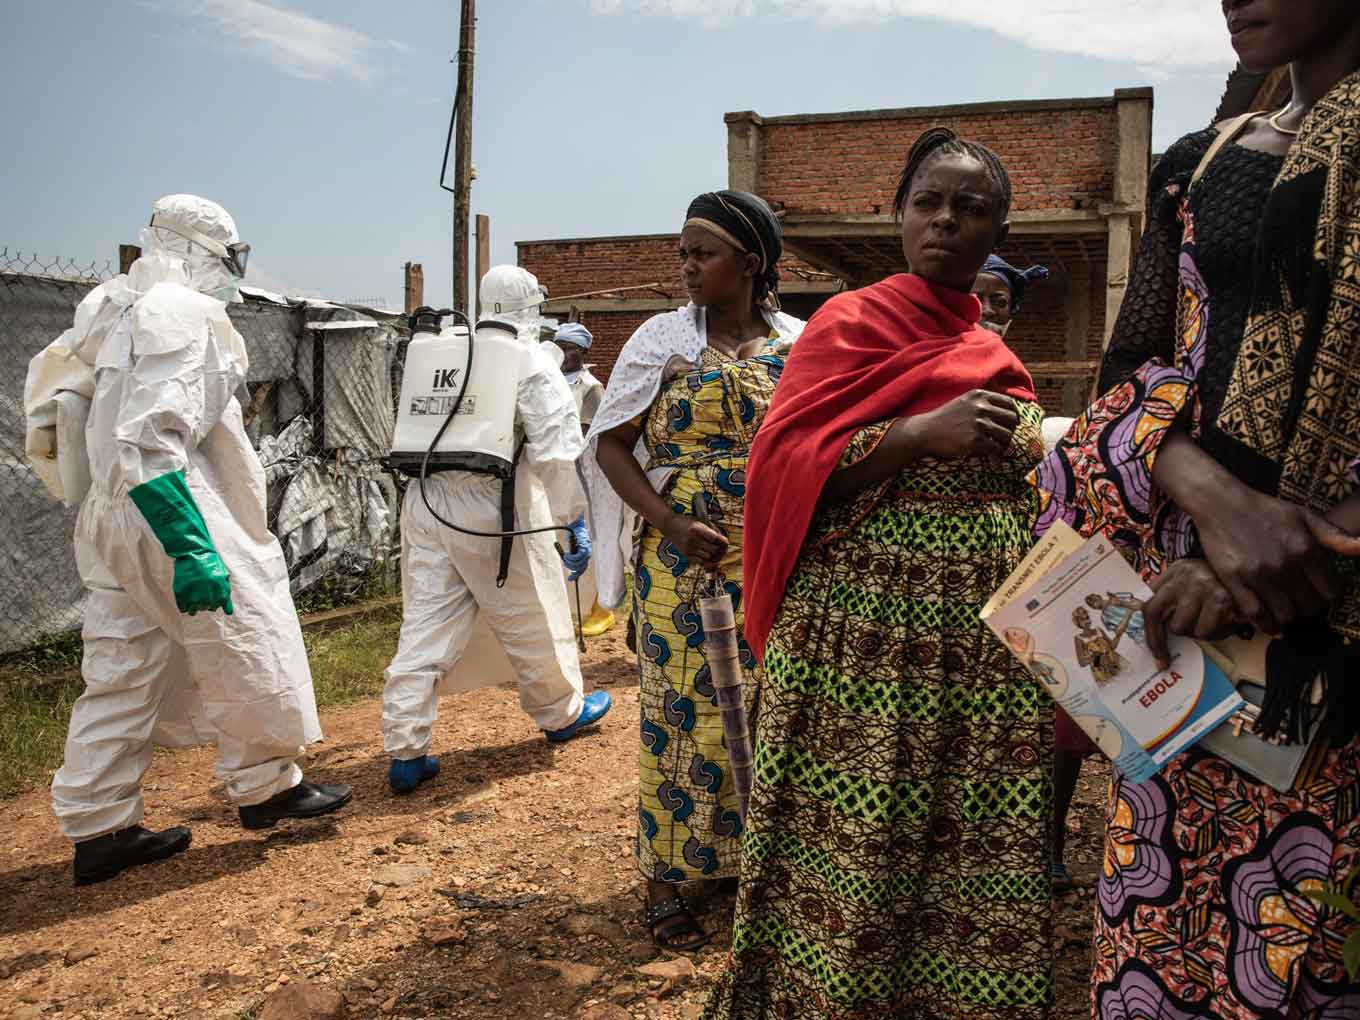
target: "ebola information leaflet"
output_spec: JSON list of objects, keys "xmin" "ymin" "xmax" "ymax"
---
[{"xmin": 982, "ymin": 522, "xmax": 1243, "ymax": 783}]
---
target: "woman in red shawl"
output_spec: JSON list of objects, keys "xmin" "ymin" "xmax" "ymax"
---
[{"xmin": 705, "ymin": 128, "xmax": 1053, "ymax": 1020}]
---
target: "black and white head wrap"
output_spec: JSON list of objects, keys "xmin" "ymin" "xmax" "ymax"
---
[{"xmin": 684, "ymin": 190, "xmax": 783, "ymax": 310}]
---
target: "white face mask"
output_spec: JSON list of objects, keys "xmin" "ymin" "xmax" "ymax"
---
[{"xmin": 981, "ymin": 318, "xmax": 1012, "ymax": 337}]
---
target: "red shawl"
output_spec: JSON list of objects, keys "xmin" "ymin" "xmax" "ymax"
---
[{"xmin": 742, "ymin": 273, "xmax": 1036, "ymax": 661}]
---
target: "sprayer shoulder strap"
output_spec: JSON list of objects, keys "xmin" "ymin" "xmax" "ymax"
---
[{"xmin": 495, "ymin": 439, "xmax": 528, "ymax": 588}]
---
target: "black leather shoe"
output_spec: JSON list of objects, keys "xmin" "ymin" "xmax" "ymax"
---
[
  {"xmin": 73, "ymin": 825, "xmax": 192, "ymax": 886},
  {"xmin": 238, "ymin": 781, "xmax": 353, "ymax": 830}
]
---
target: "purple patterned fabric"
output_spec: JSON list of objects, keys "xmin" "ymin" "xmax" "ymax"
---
[
  {"xmin": 1294, "ymin": 967, "xmax": 1360, "ymax": 1019},
  {"xmin": 1225, "ymin": 816, "xmax": 1336, "ymax": 1012},
  {"xmin": 1099, "ymin": 776, "xmax": 1182, "ymax": 924},
  {"xmin": 1026, "ymin": 189, "xmax": 1210, "ymax": 582},
  {"xmin": 1097, "ymin": 962, "xmax": 1209, "ymax": 1020}
]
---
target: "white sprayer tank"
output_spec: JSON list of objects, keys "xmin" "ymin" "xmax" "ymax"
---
[{"xmin": 390, "ymin": 318, "xmax": 525, "ymax": 479}]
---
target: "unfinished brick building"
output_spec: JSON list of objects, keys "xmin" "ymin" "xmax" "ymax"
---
[{"xmin": 518, "ymin": 88, "xmax": 1152, "ymax": 414}]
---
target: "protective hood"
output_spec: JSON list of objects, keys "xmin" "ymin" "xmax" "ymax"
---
[
  {"xmin": 479, "ymin": 265, "xmax": 546, "ymax": 344},
  {"xmin": 143, "ymin": 194, "xmax": 247, "ymax": 303},
  {"xmin": 539, "ymin": 340, "xmax": 566, "ymax": 368}
]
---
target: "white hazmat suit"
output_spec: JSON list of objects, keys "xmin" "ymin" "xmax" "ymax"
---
[
  {"xmin": 566, "ymin": 367, "xmax": 605, "ymax": 427},
  {"xmin": 30, "ymin": 196, "xmax": 324, "ymax": 842},
  {"xmin": 381, "ymin": 268, "xmax": 590, "ymax": 759}
]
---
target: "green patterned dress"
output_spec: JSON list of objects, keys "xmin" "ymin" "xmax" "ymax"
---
[{"xmin": 706, "ymin": 400, "xmax": 1054, "ymax": 1020}]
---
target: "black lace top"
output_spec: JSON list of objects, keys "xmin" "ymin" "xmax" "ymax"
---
[{"xmin": 1097, "ymin": 127, "xmax": 1285, "ymax": 426}]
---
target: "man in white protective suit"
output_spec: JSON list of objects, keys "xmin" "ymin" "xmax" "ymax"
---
[
  {"xmin": 380, "ymin": 266, "xmax": 613, "ymax": 795},
  {"xmin": 26, "ymin": 195, "xmax": 352, "ymax": 886},
  {"xmin": 549, "ymin": 322, "xmax": 616, "ymax": 637}
]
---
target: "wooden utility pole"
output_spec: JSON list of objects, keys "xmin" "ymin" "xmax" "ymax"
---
[
  {"xmin": 474, "ymin": 214, "xmax": 490, "ymax": 317},
  {"xmin": 403, "ymin": 261, "xmax": 425, "ymax": 314},
  {"xmin": 119, "ymin": 244, "xmax": 141, "ymax": 275},
  {"xmin": 452, "ymin": 0, "xmax": 476, "ymax": 313}
]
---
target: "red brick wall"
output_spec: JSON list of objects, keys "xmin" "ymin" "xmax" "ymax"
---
[
  {"xmin": 520, "ymin": 235, "xmax": 684, "ymax": 302},
  {"xmin": 519, "ymin": 235, "xmax": 834, "ymax": 389},
  {"xmin": 1003, "ymin": 265, "xmax": 1108, "ymax": 413},
  {"xmin": 520, "ymin": 233, "xmax": 1105, "ymax": 414},
  {"xmin": 567, "ymin": 309, "xmax": 655, "ymax": 389},
  {"xmin": 519, "ymin": 234, "xmax": 830, "ymax": 305},
  {"xmin": 755, "ymin": 104, "xmax": 1118, "ymax": 215}
]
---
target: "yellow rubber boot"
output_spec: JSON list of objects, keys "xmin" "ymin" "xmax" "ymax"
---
[{"xmin": 580, "ymin": 601, "xmax": 616, "ymax": 637}]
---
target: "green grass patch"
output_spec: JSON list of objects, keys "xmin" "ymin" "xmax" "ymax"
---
[
  {"xmin": 303, "ymin": 605, "xmax": 403, "ymax": 711},
  {"xmin": 0, "ymin": 656, "xmax": 84, "ymax": 800},
  {"xmin": 0, "ymin": 605, "xmax": 404, "ymax": 800}
]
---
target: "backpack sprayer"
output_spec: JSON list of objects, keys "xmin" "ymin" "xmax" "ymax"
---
[{"xmin": 388, "ymin": 306, "xmax": 580, "ymax": 588}]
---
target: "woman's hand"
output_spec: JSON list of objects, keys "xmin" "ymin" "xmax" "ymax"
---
[
  {"xmin": 1151, "ymin": 431, "xmax": 1360, "ymax": 636},
  {"xmin": 1141, "ymin": 559, "xmax": 1242, "ymax": 668},
  {"xmin": 903, "ymin": 390, "xmax": 1019, "ymax": 460},
  {"xmin": 1192, "ymin": 488, "xmax": 1359, "ymax": 636},
  {"xmin": 662, "ymin": 354, "xmax": 698, "ymax": 385},
  {"xmin": 661, "ymin": 512, "xmax": 728, "ymax": 568}
]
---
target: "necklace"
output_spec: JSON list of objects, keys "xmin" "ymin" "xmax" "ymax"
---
[{"xmin": 1268, "ymin": 106, "xmax": 1301, "ymax": 137}]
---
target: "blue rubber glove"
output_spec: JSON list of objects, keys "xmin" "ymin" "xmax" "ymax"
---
[{"xmin": 562, "ymin": 517, "xmax": 591, "ymax": 582}]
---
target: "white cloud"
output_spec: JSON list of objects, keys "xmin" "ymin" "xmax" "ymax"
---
[
  {"xmin": 586, "ymin": 1, "xmax": 1237, "ymax": 70},
  {"xmin": 154, "ymin": 0, "xmax": 387, "ymax": 82}
]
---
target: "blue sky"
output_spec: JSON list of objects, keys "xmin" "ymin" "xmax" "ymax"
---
[{"xmin": 2, "ymin": 1, "xmax": 1238, "ymax": 307}]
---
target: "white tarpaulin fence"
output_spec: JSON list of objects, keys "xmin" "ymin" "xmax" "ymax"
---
[{"xmin": 0, "ymin": 249, "xmax": 407, "ymax": 654}]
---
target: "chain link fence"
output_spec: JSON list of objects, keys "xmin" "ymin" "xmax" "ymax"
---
[{"xmin": 1, "ymin": 247, "xmax": 410, "ymax": 655}]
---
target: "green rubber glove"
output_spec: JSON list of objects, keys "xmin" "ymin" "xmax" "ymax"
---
[{"xmin": 128, "ymin": 470, "xmax": 234, "ymax": 616}]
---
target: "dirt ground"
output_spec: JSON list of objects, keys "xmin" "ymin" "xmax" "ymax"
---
[{"xmin": 0, "ymin": 624, "xmax": 1110, "ymax": 1020}]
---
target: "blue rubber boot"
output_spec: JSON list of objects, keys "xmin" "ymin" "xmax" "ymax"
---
[
  {"xmin": 544, "ymin": 691, "xmax": 613, "ymax": 743},
  {"xmin": 388, "ymin": 755, "xmax": 439, "ymax": 795}
]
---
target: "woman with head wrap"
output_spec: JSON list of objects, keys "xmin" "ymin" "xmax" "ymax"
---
[
  {"xmin": 971, "ymin": 253, "xmax": 1049, "ymax": 337},
  {"xmin": 1031, "ymin": 4, "xmax": 1360, "ymax": 1016},
  {"xmin": 582, "ymin": 190, "xmax": 805, "ymax": 951},
  {"xmin": 706, "ymin": 127, "xmax": 1052, "ymax": 1020}
]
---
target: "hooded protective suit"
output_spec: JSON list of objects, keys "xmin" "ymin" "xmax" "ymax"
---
[
  {"xmin": 33, "ymin": 195, "xmax": 322, "ymax": 841},
  {"xmin": 381, "ymin": 267, "xmax": 589, "ymax": 757}
]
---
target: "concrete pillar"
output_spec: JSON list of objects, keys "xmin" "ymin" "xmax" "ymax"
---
[
  {"xmin": 725, "ymin": 111, "xmax": 764, "ymax": 193},
  {"xmin": 1101, "ymin": 88, "xmax": 1153, "ymax": 355},
  {"xmin": 1103, "ymin": 214, "xmax": 1133, "ymax": 354},
  {"xmin": 1112, "ymin": 88, "xmax": 1153, "ymax": 211},
  {"xmin": 1063, "ymin": 266, "xmax": 1092, "ymax": 416}
]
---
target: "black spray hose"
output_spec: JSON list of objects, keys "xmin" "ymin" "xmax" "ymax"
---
[{"xmin": 416, "ymin": 308, "xmax": 578, "ymax": 555}]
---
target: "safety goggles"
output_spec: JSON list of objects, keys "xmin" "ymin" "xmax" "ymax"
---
[{"xmin": 149, "ymin": 213, "xmax": 251, "ymax": 278}]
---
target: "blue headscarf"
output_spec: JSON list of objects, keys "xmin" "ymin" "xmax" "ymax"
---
[
  {"xmin": 979, "ymin": 254, "xmax": 1049, "ymax": 313},
  {"xmin": 553, "ymin": 322, "xmax": 593, "ymax": 350}
]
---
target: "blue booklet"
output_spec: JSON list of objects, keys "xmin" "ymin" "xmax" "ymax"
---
[{"xmin": 982, "ymin": 523, "xmax": 1244, "ymax": 783}]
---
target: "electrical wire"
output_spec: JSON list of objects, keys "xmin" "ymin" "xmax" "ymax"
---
[{"xmin": 438, "ymin": 85, "xmax": 457, "ymax": 194}]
